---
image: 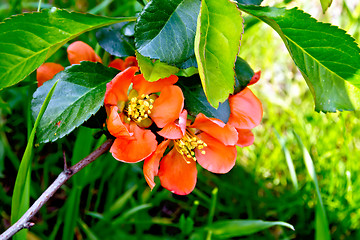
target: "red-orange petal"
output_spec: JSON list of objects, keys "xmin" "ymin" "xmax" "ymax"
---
[
  {"xmin": 108, "ymin": 58, "xmax": 126, "ymax": 71},
  {"xmin": 110, "ymin": 122, "xmax": 157, "ymax": 163},
  {"xmin": 228, "ymin": 87, "xmax": 263, "ymax": 130},
  {"xmin": 104, "ymin": 67, "xmax": 138, "ymax": 106},
  {"xmin": 67, "ymin": 41, "xmax": 102, "ymax": 65},
  {"xmin": 132, "ymin": 74, "xmax": 178, "ymax": 96},
  {"xmin": 125, "ymin": 56, "xmax": 138, "ymax": 68},
  {"xmin": 195, "ymin": 132, "xmax": 237, "ymax": 174},
  {"xmin": 248, "ymin": 70, "xmax": 261, "ymax": 86},
  {"xmin": 106, "ymin": 106, "xmax": 132, "ymax": 138},
  {"xmin": 36, "ymin": 63, "xmax": 64, "ymax": 87},
  {"xmin": 150, "ymin": 85, "xmax": 184, "ymax": 128},
  {"xmin": 143, "ymin": 139, "xmax": 170, "ymax": 190},
  {"xmin": 236, "ymin": 129, "xmax": 254, "ymax": 147},
  {"xmin": 158, "ymin": 148, "xmax": 197, "ymax": 195},
  {"xmin": 157, "ymin": 109, "xmax": 187, "ymax": 139},
  {"xmin": 190, "ymin": 113, "xmax": 238, "ymax": 146}
]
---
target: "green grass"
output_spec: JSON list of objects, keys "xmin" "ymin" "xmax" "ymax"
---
[{"xmin": 1, "ymin": 0, "xmax": 360, "ymax": 239}]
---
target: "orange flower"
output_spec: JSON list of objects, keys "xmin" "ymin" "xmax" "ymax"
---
[
  {"xmin": 36, "ymin": 63, "xmax": 64, "ymax": 87},
  {"xmin": 104, "ymin": 67, "xmax": 180, "ymax": 163},
  {"xmin": 67, "ymin": 41, "xmax": 102, "ymax": 65},
  {"xmin": 228, "ymin": 77, "xmax": 263, "ymax": 147},
  {"xmin": 108, "ymin": 56, "xmax": 138, "ymax": 71},
  {"xmin": 36, "ymin": 41, "xmax": 137, "ymax": 86},
  {"xmin": 143, "ymin": 109, "xmax": 239, "ymax": 195},
  {"xmin": 36, "ymin": 41, "xmax": 102, "ymax": 86}
]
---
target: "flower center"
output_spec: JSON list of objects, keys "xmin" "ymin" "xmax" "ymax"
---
[
  {"xmin": 126, "ymin": 94, "xmax": 155, "ymax": 123},
  {"xmin": 175, "ymin": 131, "xmax": 207, "ymax": 163}
]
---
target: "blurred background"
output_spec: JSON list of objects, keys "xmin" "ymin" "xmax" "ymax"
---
[{"xmin": 0, "ymin": 0, "xmax": 360, "ymax": 239}]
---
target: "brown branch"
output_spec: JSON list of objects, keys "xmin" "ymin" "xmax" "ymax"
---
[{"xmin": 0, "ymin": 139, "xmax": 114, "ymax": 240}]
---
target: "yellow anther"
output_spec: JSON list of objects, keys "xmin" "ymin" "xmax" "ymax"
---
[
  {"xmin": 175, "ymin": 130, "xmax": 207, "ymax": 163},
  {"xmin": 125, "ymin": 93, "xmax": 155, "ymax": 123}
]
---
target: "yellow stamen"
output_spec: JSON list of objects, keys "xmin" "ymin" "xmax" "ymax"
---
[
  {"xmin": 125, "ymin": 93, "xmax": 155, "ymax": 123},
  {"xmin": 174, "ymin": 130, "xmax": 207, "ymax": 163}
]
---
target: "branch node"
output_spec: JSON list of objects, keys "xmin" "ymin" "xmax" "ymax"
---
[
  {"xmin": 23, "ymin": 222, "xmax": 35, "ymax": 229},
  {"xmin": 64, "ymin": 169, "xmax": 73, "ymax": 175}
]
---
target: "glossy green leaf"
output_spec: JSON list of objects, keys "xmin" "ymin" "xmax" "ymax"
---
[
  {"xmin": 195, "ymin": 0, "xmax": 244, "ymax": 108},
  {"xmin": 11, "ymin": 80, "xmax": 58, "ymax": 240},
  {"xmin": 295, "ymin": 133, "xmax": 331, "ymax": 240},
  {"xmin": 136, "ymin": 52, "xmax": 179, "ymax": 82},
  {"xmin": 0, "ymin": 8, "xmax": 134, "ymax": 90},
  {"xmin": 320, "ymin": 0, "xmax": 332, "ymax": 13},
  {"xmin": 31, "ymin": 62, "xmax": 118, "ymax": 143},
  {"xmin": 236, "ymin": 0, "xmax": 263, "ymax": 5},
  {"xmin": 234, "ymin": 57, "xmax": 254, "ymax": 94},
  {"xmin": 135, "ymin": 0, "xmax": 200, "ymax": 65},
  {"xmin": 96, "ymin": 22, "xmax": 135, "ymax": 57},
  {"xmin": 237, "ymin": 5, "xmax": 360, "ymax": 112},
  {"xmin": 177, "ymin": 75, "xmax": 230, "ymax": 123},
  {"xmin": 202, "ymin": 219, "xmax": 294, "ymax": 238}
]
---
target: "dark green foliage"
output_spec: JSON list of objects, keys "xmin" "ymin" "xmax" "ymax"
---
[
  {"xmin": 31, "ymin": 62, "xmax": 118, "ymax": 143},
  {"xmin": 135, "ymin": 0, "xmax": 200, "ymax": 65},
  {"xmin": 177, "ymin": 75, "xmax": 231, "ymax": 123},
  {"xmin": 96, "ymin": 22, "xmax": 136, "ymax": 57}
]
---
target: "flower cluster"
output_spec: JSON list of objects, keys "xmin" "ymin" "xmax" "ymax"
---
[
  {"xmin": 105, "ymin": 65, "xmax": 263, "ymax": 195},
  {"xmin": 36, "ymin": 41, "xmax": 137, "ymax": 86}
]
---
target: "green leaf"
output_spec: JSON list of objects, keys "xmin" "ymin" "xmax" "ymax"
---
[
  {"xmin": 31, "ymin": 62, "xmax": 118, "ymax": 143},
  {"xmin": 136, "ymin": 52, "xmax": 179, "ymax": 82},
  {"xmin": 320, "ymin": 0, "xmax": 333, "ymax": 13},
  {"xmin": 234, "ymin": 57, "xmax": 254, "ymax": 94},
  {"xmin": 177, "ymin": 75, "xmax": 231, "ymax": 123},
  {"xmin": 11, "ymin": 80, "xmax": 58, "ymax": 239},
  {"xmin": 96, "ymin": 22, "xmax": 136, "ymax": 57},
  {"xmin": 195, "ymin": 0, "xmax": 244, "ymax": 108},
  {"xmin": 236, "ymin": 0, "xmax": 263, "ymax": 5},
  {"xmin": 205, "ymin": 219, "xmax": 294, "ymax": 239},
  {"xmin": 135, "ymin": 0, "xmax": 200, "ymax": 65},
  {"xmin": 294, "ymin": 133, "xmax": 331, "ymax": 240},
  {"xmin": 237, "ymin": 5, "xmax": 360, "ymax": 112},
  {"xmin": 0, "ymin": 8, "xmax": 135, "ymax": 90}
]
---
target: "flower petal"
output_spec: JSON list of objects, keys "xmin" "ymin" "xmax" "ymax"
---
[
  {"xmin": 150, "ymin": 85, "xmax": 184, "ymax": 128},
  {"xmin": 157, "ymin": 109, "xmax": 187, "ymax": 139},
  {"xmin": 108, "ymin": 59, "xmax": 126, "ymax": 71},
  {"xmin": 132, "ymin": 74, "xmax": 178, "ymax": 96},
  {"xmin": 106, "ymin": 106, "xmax": 132, "ymax": 138},
  {"xmin": 195, "ymin": 132, "xmax": 237, "ymax": 174},
  {"xmin": 125, "ymin": 56, "xmax": 138, "ymax": 68},
  {"xmin": 228, "ymin": 87, "xmax": 263, "ymax": 130},
  {"xmin": 67, "ymin": 41, "xmax": 102, "ymax": 64},
  {"xmin": 236, "ymin": 129, "xmax": 254, "ymax": 147},
  {"xmin": 110, "ymin": 122, "xmax": 157, "ymax": 163},
  {"xmin": 104, "ymin": 67, "xmax": 138, "ymax": 106},
  {"xmin": 190, "ymin": 113, "xmax": 238, "ymax": 146},
  {"xmin": 143, "ymin": 140, "xmax": 170, "ymax": 190},
  {"xmin": 248, "ymin": 70, "xmax": 261, "ymax": 86},
  {"xmin": 36, "ymin": 63, "xmax": 64, "ymax": 87},
  {"xmin": 158, "ymin": 148, "xmax": 197, "ymax": 195}
]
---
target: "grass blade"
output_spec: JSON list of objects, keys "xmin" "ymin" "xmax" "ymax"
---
[
  {"xmin": 294, "ymin": 132, "xmax": 331, "ymax": 240},
  {"xmin": 275, "ymin": 130, "xmax": 298, "ymax": 190},
  {"xmin": 11, "ymin": 80, "xmax": 58, "ymax": 239}
]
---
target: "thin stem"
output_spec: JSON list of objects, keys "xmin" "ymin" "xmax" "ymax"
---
[
  {"xmin": 0, "ymin": 139, "xmax": 114, "ymax": 240},
  {"xmin": 37, "ymin": 0, "xmax": 42, "ymax": 12}
]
